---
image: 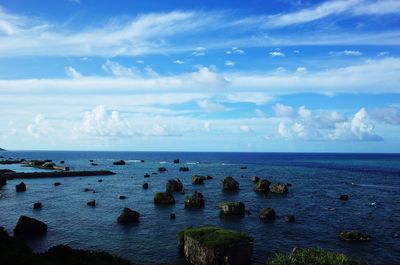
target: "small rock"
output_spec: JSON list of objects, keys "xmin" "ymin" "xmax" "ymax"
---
[
  {"xmin": 166, "ymin": 179, "xmax": 183, "ymax": 192},
  {"xmin": 33, "ymin": 202, "xmax": 42, "ymax": 210},
  {"xmin": 339, "ymin": 231, "xmax": 372, "ymax": 241},
  {"xmin": 173, "ymin": 159, "xmax": 180, "ymax": 164},
  {"xmin": 184, "ymin": 191, "xmax": 205, "ymax": 208},
  {"xmin": 170, "ymin": 213, "xmax": 176, "ymax": 219},
  {"xmin": 113, "ymin": 160, "xmax": 125, "ymax": 165},
  {"xmin": 219, "ymin": 202, "xmax": 245, "ymax": 216},
  {"xmin": 117, "ymin": 208, "xmax": 140, "ymax": 225},
  {"xmin": 13, "ymin": 216, "xmax": 47, "ymax": 236},
  {"xmin": 119, "ymin": 195, "xmax": 127, "ymax": 200},
  {"xmin": 259, "ymin": 208, "xmax": 276, "ymax": 221},
  {"xmin": 54, "ymin": 182, "xmax": 61, "ymax": 187},
  {"xmin": 285, "ymin": 215, "xmax": 295, "ymax": 223},
  {"xmin": 179, "ymin": 166, "xmax": 189, "ymax": 172},
  {"xmin": 91, "ymin": 163, "xmax": 98, "ymax": 166},
  {"xmin": 340, "ymin": 194, "xmax": 349, "ymax": 201},
  {"xmin": 221, "ymin": 177, "xmax": 239, "ymax": 191},
  {"xmin": 98, "ymin": 179, "xmax": 103, "ymax": 183},
  {"xmin": 60, "ymin": 161, "xmax": 65, "ymax": 164},
  {"xmin": 144, "ymin": 173, "xmax": 150, "ymax": 178},
  {"xmin": 192, "ymin": 175, "xmax": 205, "ymax": 185},
  {"xmin": 158, "ymin": 167, "xmax": 167, "ymax": 172},
  {"xmin": 143, "ymin": 183, "xmax": 149, "ymax": 189},
  {"xmin": 154, "ymin": 192, "xmax": 175, "ymax": 205},
  {"xmin": 270, "ymin": 183, "xmax": 289, "ymax": 194},
  {"xmin": 16, "ymin": 182, "xmax": 27, "ymax": 192},
  {"xmin": 87, "ymin": 200, "xmax": 96, "ymax": 207},
  {"xmin": 254, "ymin": 179, "xmax": 271, "ymax": 192}
]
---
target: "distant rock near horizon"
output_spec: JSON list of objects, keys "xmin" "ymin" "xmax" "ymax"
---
[{"xmin": 0, "ymin": 148, "xmax": 5, "ymax": 151}]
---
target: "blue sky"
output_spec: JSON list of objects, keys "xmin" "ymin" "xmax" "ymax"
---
[{"xmin": 0, "ymin": 0, "xmax": 399, "ymax": 152}]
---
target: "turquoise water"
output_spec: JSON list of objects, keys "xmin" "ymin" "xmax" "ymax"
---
[{"xmin": 0, "ymin": 151, "xmax": 399, "ymax": 264}]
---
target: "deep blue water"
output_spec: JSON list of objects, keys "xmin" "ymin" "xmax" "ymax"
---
[{"xmin": 1, "ymin": 151, "xmax": 400, "ymax": 265}]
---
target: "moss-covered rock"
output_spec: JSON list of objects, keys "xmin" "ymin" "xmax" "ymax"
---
[
  {"xmin": 270, "ymin": 183, "xmax": 289, "ymax": 194},
  {"xmin": 154, "ymin": 192, "xmax": 175, "ymax": 205},
  {"xmin": 166, "ymin": 179, "xmax": 183, "ymax": 192},
  {"xmin": 266, "ymin": 248, "xmax": 366, "ymax": 265},
  {"xmin": 339, "ymin": 231, "xmax": 371, "ymax": 241},
  {"xmin": 184, "ymin": 191, "xmax": 205, "ymax": 208},
  {"xmin": 219, "ymin": 202, "xmax": 245, "ymax": 216},
  {"xmin": 222, "ymin": 177, "xmax": 239, "ymax": 191},
  {"xmin": 259, "ymin": 208, "xmax": 276, "ymax": 221},
  {"xmin": 178, "ymin": 226, "xmax": 253, "ymax": 265},
  {"xmin": 254, "ymin": 179, "xmax": 271, "ymax": 192},
  {"xmin": 192, "ymin": 175, "xmax": 205, "ymax": 184}
]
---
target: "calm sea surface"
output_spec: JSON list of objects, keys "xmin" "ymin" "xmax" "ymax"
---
[{"xmin": 1, "ymin": 151, "xmax": 399, "ymax": 265}]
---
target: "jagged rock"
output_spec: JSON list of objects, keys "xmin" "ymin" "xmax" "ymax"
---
[
  {"xmin": 259, "ymin": 208, "xmax": 276, "ymax": 221},
  {"xmin": 158, "ymin": 167, "xmax": 167, "ymax": 172},
  {"xmin": 13, "ymin": 216, "xmax": 47, "ymax": 236},
  {"xmin": 117, "ymin": 208, "xmax": 140, "ymax": 225},
  {"xmin": 178, "ymin": 226, "xmax": 253, "ymax": 265},
  {"xmin": 87, "ymin": 200, "xmax": 96, "ymax": 207},
  {"xmin": 143, "ymin": 183, "xmax": 149, "ymax": 189},
  {"xmin": 54, "ymin": 182, "xmax": 61, "ymax": 186},
  {"xmin": 33, "ymin": 202, "xmax": 42, "ymax": 210},
  {"xmin": 219, "ymin": 202, "xmax": 245, "ymax": 216},
  {"xmin": 340, "ymin": 194, "xmax": 349, "ymax": 201},
  {"xmin": 222, "ymin": 177, "xmax": 239, "ymax": 191},
  {"xmin": 179, "ymin": 167, "xmax": 189, "ymax": 172},
  {"xmin": 192, "ymin": 175, "xmax": 205, "ymax": 185},
  {"xmin": 173, "ymin": 159, "xmax": 180, "ymax": 164},
  {"xmin": 154, "ymin": 192, "xmax": 175, "ymax": 205},
  {"xmin": 170, "ymin": 213, "xmax": 176, "ymax": 219},
  {"xmin": 270, "ymin": 183, "xmax": 289, "ymax": 194},
  {"xmin": 166, "ymin": 179, "xmax": 183, "ymax": 192},
  {"xmin": 254, "ymin": 179, "xmax": 271, "ymax": 192},
  {"xmin": 251, "ymin": 176, "xmax": 260, "ymax": 182},
  {"xmin": 339, "ymin": 231, "xmax": 372, "ymax": 241},
  {"xmin": 113, "ymin": 160, "xmax": 125, "ymax": 165},
  {"xmin": 184, "ymin": 191, "xmax": 205, "ymax": 208},
  {"xmin": 144, "ymin": 173, "xmax": 150, "ymax": 178},
  {"xmin": 16, "ymin": 182, "xmax": 26, "ymax": 192},
  {"xmin": 285, "ymin": 215, "xmax": 295, "ymax": 223}
]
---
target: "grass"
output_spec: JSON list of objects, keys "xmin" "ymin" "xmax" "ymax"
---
[
  {"xmin": 178, "ymin": 226, "xmax": 253, "ymax": 250},
  {"xmin": 267, "ymin": 248, "xmax": 366, "ymax": 265}
]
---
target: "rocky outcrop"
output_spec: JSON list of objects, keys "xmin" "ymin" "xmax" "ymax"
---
[
  {"xmin": 178, "ymin": 226, "xmax": 253, "ymax": 265},
  {"xmin": 270, "ymin": 183, "xmax": 289, "ymax": 194},
  {"xmin": 13, "ymin": 216, "xmax": 47, "ymax": 236},
  {"xmin": 254, "ymin": 179, "xmax": 271, "ymax": 192},
  {"xmin": 179, "ymin": 167, "xmax": 189, "ymax": 172},
  {"xmin": 192, "ymin": 175, "xmax": 205, "ymax": 185},
  {"xmin": 33, "ymin": 202, "xmax": 42, "ymax": 210},
  {"xmin": 340, "ymin": 194, "xmax": 349, "ymax": 201},
  {"xmin": 142, "ymin": 183, "xmax": 149, "ymax": 189},
  {"xmin": 158, "ymin": 167, "xmax": 167, "ymax": 172},
  {"xmin": 113, "ymin": 160, "xmax": 125, "ymax": 165},
  {"xmin": 166, "ymin": 179, "xmax": 183, "ymax": 192},
  {"xmin": 154, "ymin": 192, "xmax": 175, "ymax": 205},
  {"xmin": 117, "ymin": 208, "xmax": 140, "ymax": 225},
  {"xmin": 173, "ymin": 159, "xmax": 180, "ymax": 164},
  {"xmin": 259, "ymin": 208, "xmax": 276, "ymax": 221},
  {"xmin": 16, "ymin": 182, "xmax": 26, "ymax": 192},
  {"xmin": 54, "ymin": 182, "xmax": 61, "ymax": 186},
  {"xmin": 339, "ymin": 231, "xmax": 372, "ymax": 241},
  {"xmin": 219, "ymin": 202, "xmax": 245, "ymax": 216},
  {"xmin": 222, "ymin": 177, "xmax": 239, "ymax": 191},
  {"xmin": 184, "ymin": 191, "xmax": 205, "ymax": 208}
]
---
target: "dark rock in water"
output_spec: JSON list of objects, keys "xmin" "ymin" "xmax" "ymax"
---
[
  {"xmin": 113, "ymin": 160, "xmax": 125, "ymax": 165},
  {"xmin": 219, "ymin": 202, "xmax": 245, "ymax": 216},
  {"xmin": 222, "ymin": 177, "xmax": 239, "ymax": 191},
  {"xmin": 170, "ymin": 213, "xmax": 176, "ymax": 219},
  {"xmin": 14, "ymin": 216, "xmax": 47, "ymax": 236},
  {"xmin": 98, "ymin": 179, "xmax": 103, "ymax": 183},
  {"xmin": 54, "ymin": 182, "xmax": 61, "ymax": 187},
  {"xmin": 192, "ymin": 175, "xmax": 205, "ymax": 185},
  {"xmin": 158, "ymin": 167, "xmax": 167, "ymax": 172},
  {"xmin": 33, "ymin": 202, "xmax": 42, "ymax": 210},
  {"xmin": 154, "ymin": 192, "xmax": 175, "ymax": 205},
  {"xmin": 246, "ymin": 210, "xmax": 251, "ymax": 215},
  {"xmin": 42, "ymin": 162, "xmax": 56, "ymax": 169},
  {"xmin": 166, "ymin": 179, "xmax": 183, "ymax": 192},
  {"xmin": 340, "ymin": 194, "xmax": 349, "ymax": 201},
  {"xmin": 16, "ymin": 182, "xmax": 27, "ymax": 192},
  {"xmin": 178, "ymin": 226, "xmax": 253, "ymax": 265},
  {"xmin": 0, "ymin": 176, "xmax": 6, "ymax": 188},
  {"xmin": 151, "ymin": 172, "xmax": 158, "ymax": 175},
  {"xmin": 240, "ymin": 166, "xmax": 247, "ymax": 169},
  {"xmin": 185, "ymin": 191, "xmax": 205, "ymax": 208},
  {"xmin": 254, "ymin": 179, "xmax": 271, "ymax": 192},
  {"xmin": 119, "ymin": 195, "xmax": 127, "ymax": 200},
  {"xmin": 339, "ymin": 231, "xmax": 372, "ymax": 241},
  {"xmin": 251, "ymin": 176, "xmax": 260, "ymax": 182},
  {"xmin": 91, "ymin": 163, "xmax": 98, "ymax": 166},
  {"xmin": 60, "ymin": 160, "xmax": 65, "ymax": 164},
  {"xmin": 87, "ymin": 200, "xmax": 96, "ymax": 207},
  {"xmin": 179, "ymin": 166, "xmax": 189, "ymax": 172},
  {"xmin": 205, "ymin": 175, "xmax": 213, "ymax": 180},
  {"xmin": 270, "ymin": 183, "xmax": 289, "ymax": 194},
  {"xmin": 285, "ymin": 215, "xmax": 295, "ymax": 223},
  {"xmin": 140, "ymin": 160, "xmax": 145, "ymax": 163},
  {"xmin": 117, "ymin": 208, "xmax": 140, "ymax": 225},
  {"xmin": 173, "ymin": 159, "xmax": 180, "ymax": 164},
  {"xmin": 89, "ymin": 159, "xmax": 94, "ymax": 162},
  {"xmin": 259, "ymin": 208, "xmax": 276, "ymax": 221},
  {"xmin": 286, "ymin": 183, "xmax": 292, "ymax": 187},
  {"xmin": 142, "ymin": 183, "xmax": 149, "ymax": 189},
  {"xmin": 144, "ymin": 173, "xmax": 150, "ymax": 178},
  {"xmin": 83, "ymin": 188, "xmax": 94, "ymax": 192}
]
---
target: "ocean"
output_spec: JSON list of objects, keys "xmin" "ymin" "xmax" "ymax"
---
[{"xmin": 0, "ymin": 151, "xmax": 399, "ymax": 265}]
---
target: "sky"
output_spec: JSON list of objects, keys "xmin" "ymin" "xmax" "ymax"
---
[{"xmin": 0, "ymin": 0, "xmax": 399, "ymax": 152}]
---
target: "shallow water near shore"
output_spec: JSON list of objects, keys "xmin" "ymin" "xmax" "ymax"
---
[{"xmin": 1, "ymin": 151, "xmax": 400, "ymax": 265}]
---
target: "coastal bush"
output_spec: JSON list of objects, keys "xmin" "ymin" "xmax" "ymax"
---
[{"xmin": 266, "ymin": 248, "xmax": 366, "ymax": 265}]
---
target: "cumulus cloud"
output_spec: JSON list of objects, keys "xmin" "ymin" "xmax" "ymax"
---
[
  {"xmin": 65, "ymin": 66, "xmax": 82, "ymax": 79},
  {"xmin": 225, "ymin": 60, "xmax": 235, "ymax": 67},
  {"xmin": 370, "ymin": 107, "xmax": 400, "ymax": 125},
  {"xmin": 226, "ymin": 47, "xmax": 244, "ymax": 55},
  {"xmin": 330, "ymin": 50, "xmax": 362, "ymax": 56},
  {"xmin": 273, "ymin": 103, "xmax": 295, "ymax": 117},
  {"xmin": 192, "ymin": 47, "xmax": 206, "ymax": 56},
  {"xmin": 26, "ymin": 114, "xmax": 54, "ymax": 138},
  {"xmin": 102, "ymin": 60, "xmax": 136, "ymax": 77},
  {"xmin": 173, "ymin": 60, "xmax": 185, "ymax": 64},
  {"xmin": 269, "ymin": 51, "xmax": 285, "ymax": 57}
]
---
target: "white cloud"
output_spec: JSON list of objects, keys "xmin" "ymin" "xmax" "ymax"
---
[
  {"xmin": 225, "ymin": 60, "xmax": 235, "ymax": 67},
  {"xmin": 226, "ymin": 47, "xmax": 244, "ymax": 55},
  {"xmin": 330, "ymin": 50, "xmax": 362, "ymax": 56},
  {"xmin": 269, "ymin": 51, "xmax": 285, "ymax": 57},
  {"xmin": 239, "ymin": 125, "xmax": 252, "ymax": 133},
  {"xmin": 173, "ymin": 60, "xmax": 185, "ymax": 64},
  {"xmin": 296, "ymin": 67, "xmax": 307, "ymax": 73},
  {"xmin": 144, "ymin": 65, "xmax": 159, "ymax": 77},
  {"xmin": 274, "ymin": 103, "xmax": 295, "ymax": 117},
  {"xmin": 102, "ymin": 60, "xmax": 136, "ymax": 77},
  {"xmin": 192, "ymin": 47, "xmax": 206, "ymax": 56},
  {"xmin": 377, "ymin": 51, "xmax": 389, "ymax": 57},
  {"xmin": 26, "ymin": 114, "xmax": 54, "ymax": 138},
  {"xmin": 197, "ymin": 100, "xmax": 227, "ymax": 112},
  {"xmin": 136, "ymin": 60, "xmax": 144, "ymax": 64},
  {"xmin": 371, "ymin": 107, "xmax": 400, "ymax": 125},
  {"xmin": 65, "ymin": 66, "xmax": 82, "ymax": 79},
  {"xmin": 255, "ymin": 109, "xmax": 268, "ymax": 118},
  {"xmin": 204, "ymin": 121, "xmax": 211, "ymax": 131}
]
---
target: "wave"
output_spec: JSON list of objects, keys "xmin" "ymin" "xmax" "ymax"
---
[{"xmin": 351, "ymin": 183, "xmax": 398, "ymax": 189}]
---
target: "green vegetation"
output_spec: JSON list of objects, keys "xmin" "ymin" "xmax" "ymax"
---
[
  {"xmin": 267, "ymin": 248, "xmax": 366, "ymax": 265},
  {"xmin": 0, "ymin": 229, "xmax": 130, "ymax": 265},
  {"xmin": 178, "ymin": 226, "xmax": 253, "ymax": 250}
]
